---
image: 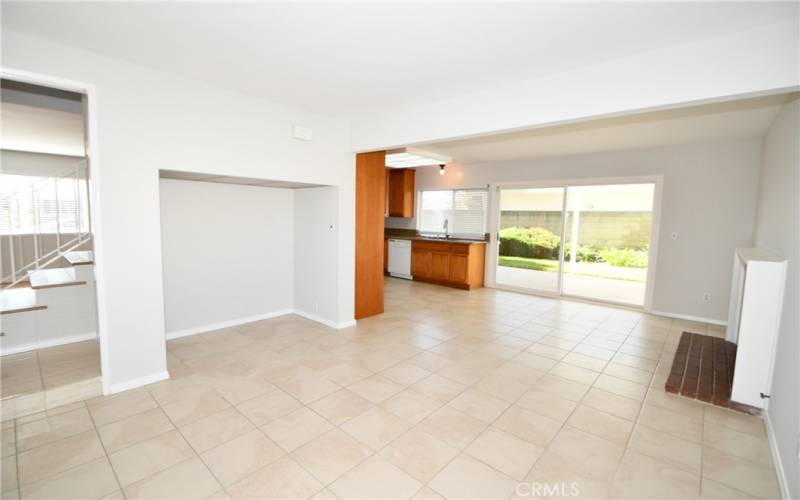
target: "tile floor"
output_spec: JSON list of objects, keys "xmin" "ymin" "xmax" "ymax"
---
[
  {"xmin": 1, "ymin": 340, "xmax": 102, "ymax": 421},
  {"xmin": 0, "ymin": 278, "xmax": 782, "ymax": 499}
]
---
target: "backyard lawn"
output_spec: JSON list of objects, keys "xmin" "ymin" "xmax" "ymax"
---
[{"xmin": 498, "ymin": 256, "xmax": 647, "ymax": 282}]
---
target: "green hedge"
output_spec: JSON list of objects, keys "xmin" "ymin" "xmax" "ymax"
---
[
  {"xmin": 499, "ymin": 226, "xmax": 648, "ymax": 268},
  {"xmin": 499, "ymin": 227, "xmax": 560, "ymax": 259},
  {"xmin": 599, "ymin": 246, "xmax": 649, "ymax": 268}
]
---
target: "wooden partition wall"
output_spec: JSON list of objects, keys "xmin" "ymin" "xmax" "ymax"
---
[{"xmin": 354, "ymin": 151, "xmax": 386, "ymax": 319}]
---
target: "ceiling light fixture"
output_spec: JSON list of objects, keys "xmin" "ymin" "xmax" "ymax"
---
[
  {"xmin": 385, "ymin": 147, "xmax": 451, "ymax": 169},
  {"xmin": 439, "ymin": 164, "xmax": 446, "ymax": 176}
]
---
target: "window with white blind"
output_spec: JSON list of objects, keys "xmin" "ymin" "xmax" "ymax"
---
[
  {"xmin": 418, "ymin": 189, "xmax": 488, "ymax": 238},
  {"xmin": 0, "ymin": 174, "xmax": 89, "ymax": 235}
]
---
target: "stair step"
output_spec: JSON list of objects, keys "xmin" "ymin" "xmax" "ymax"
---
[
  {"xmin": 1, "ymin": 288, "xmax": 47, "ymax": 315},
  {"xmin": 28, "ymin": 268, "xmax": 87, "ymax": 290},
  {"xmin": 64, "ymin": 251, "xmax": 94, "ymax": 266}
]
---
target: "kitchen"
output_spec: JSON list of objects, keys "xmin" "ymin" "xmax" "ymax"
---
[{"xmin": 382, "ymin": 148, "xmax": 488, "ymax": 292}]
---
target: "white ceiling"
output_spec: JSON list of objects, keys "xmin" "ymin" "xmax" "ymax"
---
[
  {"xmin": 2, "ymin": 2, "xmax": 796, "ymax": 119},
  {"xmin": 421, "ymin": 94, "xmax": 795, "ymax": 164}
]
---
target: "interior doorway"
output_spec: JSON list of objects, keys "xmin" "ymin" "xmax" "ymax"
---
[{"xmin": 493, "ymin": 179, "xmax": 659, "ymax": 308}]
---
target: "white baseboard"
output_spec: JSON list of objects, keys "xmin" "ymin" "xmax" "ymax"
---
[
  {"xmin": 0, "ymin": 332, "xmax": 97, "ymax": 356},
  {"xmin": 107, "ymin": 370, "xmax": 169, "ymax": 395},
  {"xmin": 292, "ymin": 309, "xmax": 356, "ymax": 330},
  {"xmin": 650, "ymin": 310, "xmax": 727, "ymax": 326},
  {"xmin": 765, "ymin": 410, "xmax": 792, "ymax": 499},
  {"xmin": 165, "ymin": 309, "xmax": 294, "ymax": 340}
]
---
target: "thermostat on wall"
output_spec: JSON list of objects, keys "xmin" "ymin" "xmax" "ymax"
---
[{"xmin": 292, "ymin": 125, "xmax": 313, "ymax": 141}]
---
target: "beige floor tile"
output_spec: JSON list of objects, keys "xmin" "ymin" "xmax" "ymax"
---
[
  {"xmin": 235, "ymin": 390, "xmax": 302, "ymax": 426},
  {"xmin": 292, "ymin": 429, "xmax": 372, "ymax": 485},
  {"xmin": 161, "ymin": 389, "xmax": 231, "ymax": 427},
  {"xmin": 308, "ymin": 389, "xmax": 373, "ymax": 426},
  {"xmin": 2, "ymin": 455, "xmax": 17, "ymax": 493},
  {"xmin": 638, "ymin": 404, "xmax": 703, "ymax": 442},
  {"xmin": 408, "ymin": 374, "xmax": 467, "ymax": 403},
  {"xmin": 701, "ymin": 478, "xmax": 756, "ymax": 499},
  {"xmin": 550, "ymin": 362, "xmax": 600, "ymax": 385},
  {"xmin": 228, "ymin": 456, "xmax": 323, "ymax": 498},
  {"xmin": 381, "ymin": 363, "xmax": 431, "ymax": 386},
  {"xmin": 474, "ymin": 372, "xmax": 535, "ymax": 402},
  {"xmin": 347, "ymin": 374, "xmax": 407, "ymax": 404},
  {"xmin": 123, "ymin": 457, "xmax": 222, "ymax": 499},
  {"xmin": 611, "ymin": 450, "xmax": 700, "ymax": 499},
  {"xmin": 701, "ymin": 447, "xmax": 780, "ymax": 499},
  {"xmin": 281, "ymin": 376, "xmax": 341, "ymax": 404},
  {"xmin": 429, "ymin": 455, "xmax": 518, "ymax": 499},
  {"xmin": 179, "ymin": 407, "xmax": 254, "ymax": 453},
  {"xmin": 17, "ymin": 429, "xmax": 105, "ymax": 485},
  {"xmin": 380, "ymin": 428, "xmax": 459, "ymax": 483},
  {"xmin": 603, "ymin": 362, "xmax": 653, "ymax": 385},
  {"xmin": 629, "ymin": 425, "xmax": 702, "ymax": 473},
  {"xmin": 87, "ymin": 389, "xmax": 158, "ymax": 427},
  {"xmin": 567, "ymin": 405, "xmax": 633, "ymax": 445},
  {"xmin": 703, "ymin": 423, "xmax": 773, "ymax": 468},
  {"xmin": 447, "ymin": 388, "xmax": 512, "ymax": 423},
  {"xmin": 534, "ymin": 374, "xmax": 590, "ymax": 402},
  {"xmin": 516, "ymin": 388, "xmax": 577, "ymax": 422},
  {"xmin": 380, "ymin": 389, "xmax": 441, "ymax": 424},
  {"xmin": 465, "ymin": 427, "xmax": 542, "ymax": 480},
  {"xmin": 526, "ymin": 426, "xmax": 624, "ymax": 499},
  {"xmin": 1, "ymin": 423, "xmax": 15, "ymax": 458},
  {"xmin": 526, "ymin": 343, "xmax": 570, "ymax": 360},
  {"xmin": 594, "ymin": 374, "xmax": 648, "ymax": 401},
  {"xmin": 513, "ymin": 352, "xmax": 559, "ymax": 372},
  {"xmin": 108, "ymin": 430, "xmax": 194, "ymax": 486},
  {"xmin": 261, "ymin": 407, "xmax": 334, "ymax": 452},
  {"xmin": 494, "ymin": 405, "xmax": 561, "ymax": 448},
  {"xmin": 581, "ymin": 387, "xmax": 641, "ymax": 421},
  {"xmin": 412, "ymin": 486, "xmax": 445, "ymax": 499},
  {"xmin": 16, "ymin": 406, "xmax": 94, "ymax": 452},
  {"xmin": 97, "ymin": 407, "xmax": 175, "ymax": 453},
  {"xmin": 341, "ymin": 407, "xmax": 410, "ymax": 451},
  {"xmin": 704, "ymin": 406, "xmax": 765, "ymax": 437},
  {"xmin": 329, "ymin": 455, "xmax": 422, "ymax": 499},
  {"xmin": 201, "ymin": 429, "xmax": 284, "ymax": 486},
  {"xmin": 562, "ymin": 352, "xmax": 609, "ymax": 372},
  {"xmin": 19, "ymin": 457, "xmax": 119, "ymax": 500},
  {"xmin": 644, "ymin": 388, "xmax": 705, "ymax": 419},
  {"xmin": 418, "ymin": 406, "xmax": 487, "ymax": 450}
]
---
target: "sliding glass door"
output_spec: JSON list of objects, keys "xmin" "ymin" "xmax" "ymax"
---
[
  {"xmin": 495, "ymin": 182, "xmax": 655, "ymax": 307},
  {"xmin": 495, "ymin": 187, "xmax": 565, "ymax": 294}
]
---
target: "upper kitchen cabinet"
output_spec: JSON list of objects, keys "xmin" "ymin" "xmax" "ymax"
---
[{"xmin": 387, "ymin": 168, "xmax": 415, "ymax": 217}]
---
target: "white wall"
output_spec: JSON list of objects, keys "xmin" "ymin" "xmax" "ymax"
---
[
  {"xmin": 159, "ymin": 179, "xmax": 295, "ymax": 335},
  {"xmin": 294, "ymin": 186, "xmax": 345, "ymax": 327},
  {"xmin": 389, "ymin": 139, "xmax": 762, "ymax": 322},
  {"xmin": 752, "ymin": 98, "xmax": 799, "ymax": 499},
  {"xmin": 2, "ymin": 30, "xmax": 355, "ymax": 393},
  {"xmin": 351, "ymin": 19, "xmax": 799, "ymax": 152}
]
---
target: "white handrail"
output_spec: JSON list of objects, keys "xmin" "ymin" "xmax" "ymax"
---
[{"xmin": 1, "ymin": 162, "xmax": 92, "ymax": 289}]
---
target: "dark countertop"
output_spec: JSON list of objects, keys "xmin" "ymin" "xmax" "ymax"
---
[{"xmin": 384, "ymin": 234, "xmax": 487, "ymax": 245}]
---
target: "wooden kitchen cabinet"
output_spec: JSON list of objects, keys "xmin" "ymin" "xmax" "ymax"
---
[
  {"xmin": 410, "ymin": 240, "xmax": 485, "ymax": 289},
  {"xmin": 387, "ymin": 169, "xmax": 415, "ymax": 217}
]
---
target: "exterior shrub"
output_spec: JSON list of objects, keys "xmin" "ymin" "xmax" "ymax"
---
[
  {"xmin": 564, "ymin": 243, "xmax": 602, "ymax": 262},
  {"xmin": 599, "ymin": 246, "xmax": 649, "ymax": 268},
  {"xmin": 499, "ymin": 227, "xmax": 560, "ymax": 259}
]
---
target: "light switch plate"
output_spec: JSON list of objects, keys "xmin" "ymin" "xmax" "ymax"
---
[{"xmin": 292, "ymin": 125, "xmax": 313, "ymax": 141}]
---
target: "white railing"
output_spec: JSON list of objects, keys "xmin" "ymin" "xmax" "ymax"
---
[{"xmin": 1, "ymin": 161, "xmax": 92, "ymax": 288}]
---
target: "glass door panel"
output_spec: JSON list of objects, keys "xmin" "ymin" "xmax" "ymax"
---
[
  {"xmin": 562, "ymin": 183, "xmax": 655, "ymax": 306},
  {"xmin": 496, "ymin": 187, "xmax": 565, "ymax": 294}
]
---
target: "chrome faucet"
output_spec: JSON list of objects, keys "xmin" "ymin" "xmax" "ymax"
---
[{"xmin": 443, "ymin": 219, "xmax": 449, "ymax": 239}]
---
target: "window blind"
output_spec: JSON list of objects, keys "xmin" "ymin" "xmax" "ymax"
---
[{"xmin": 418, "ymin": 188, "xmax": 487, "ymax": 237}]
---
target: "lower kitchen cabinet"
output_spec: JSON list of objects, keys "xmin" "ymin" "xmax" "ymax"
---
[{"xmin": 411, "ymin": 240, "xmax": 485, "ymax": 290}]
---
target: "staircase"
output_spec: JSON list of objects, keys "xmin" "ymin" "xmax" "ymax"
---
[{"xmin": 1, "ymin": 162, "xmax": 98, "ymax": 355}]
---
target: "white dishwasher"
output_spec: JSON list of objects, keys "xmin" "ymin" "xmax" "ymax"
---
[{"xmin": 388, "ymin": 239, "xmax": 413, "ymax": 280}]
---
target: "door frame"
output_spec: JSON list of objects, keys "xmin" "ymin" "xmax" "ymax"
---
[
  {"xmin": 486, "ymin": 175, "xmax": 663, "ymax": 312},
  {"xmin": 0, "ymin": 66, "xmax": 112, "ymax": 393}
]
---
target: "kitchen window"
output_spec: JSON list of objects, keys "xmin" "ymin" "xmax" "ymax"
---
[{"xmin": 418, "ymin": 188, "xmax": 488, "ymax": 238}]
